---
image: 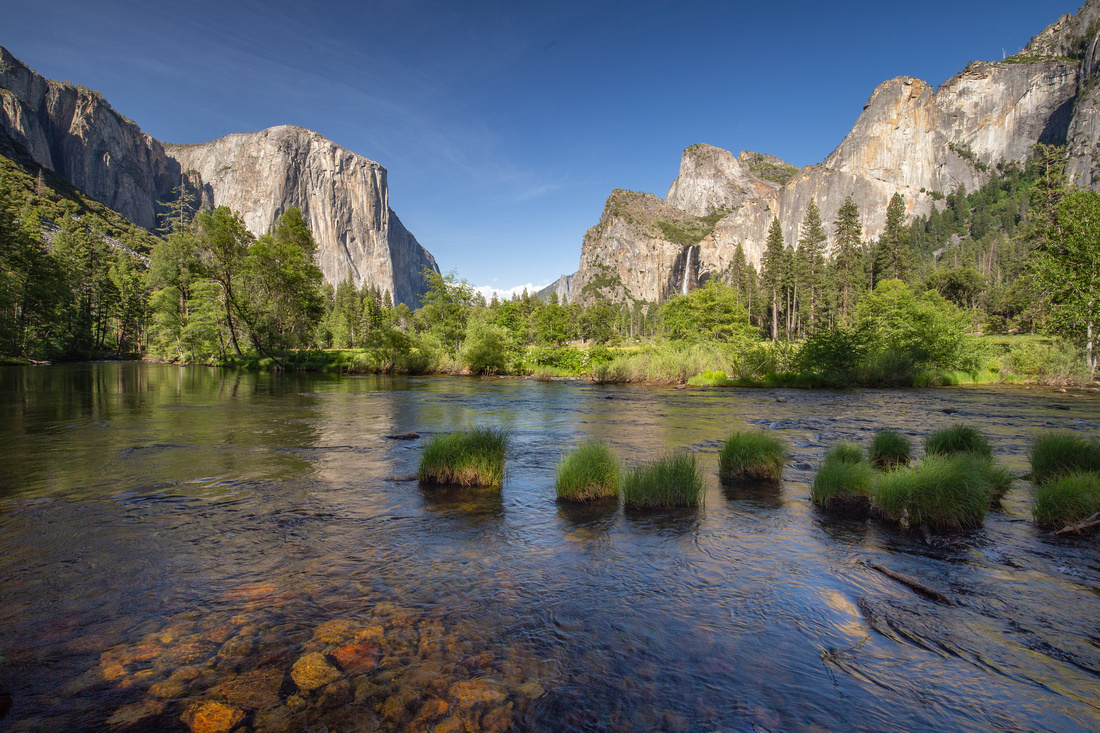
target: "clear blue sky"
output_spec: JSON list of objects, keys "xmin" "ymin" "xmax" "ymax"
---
[{"xmin": 2, "ymin": 0, "xmax": 1082, "ymax": 296}]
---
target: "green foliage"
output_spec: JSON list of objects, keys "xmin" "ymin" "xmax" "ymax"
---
[
  {"xmin": 461, "ymin": 316, "xmax": 515, "ymax": 375},
  {"xmin": 1032, "ymin": 188, "xmax": 1100, "ymax": 376},
  {"xmin": 718, "ymin": 431, "xmax": 786, "ymax": 481},
  {"xmin": 812, "ymin": 458, "xmax": 876, "ymax": 514},
  {"xmin": 1029, "ymin": 432, "xmax": 1100, "ymax": 485},
  {"xmin": 832, "ymin": 195, "xmax": 865, "ymax": 322},
  {"xmin": 418, "ymin": 268, "xmax": 477, "ymax": 355},
  {"xmin": 869, "ymin": 430, "xmax": 911, "ymax": 469},
  {"xmin": 747, "ymin": 159, "xmax": 798, "ymax": 185},
  {"xmin": 686, "ymin": 369, "xmax": 734, "ymax": 387},
  {"xmin": 924, "ymin": 425, "xmax": 993, "ymax": 460},
  {"xmin": 658, "ymin": 280, "xmax": 754, "ymax": 342},
  {"xmin": 1033, "ymin": 472, "xmax": 1100, "ymax": 530},
  {"xmin": 555, "ymin": 440, "xmax": 622, "ymax": 502},
  {"xmin": 417, "ymin": 427, "xmax": 509, "ymax": 487},
  {"xmin": 873, "ymin": 193, "xmax": 912, "ymax": 285},
  {"xmin": 622, "ymin": 451, "xmax": 705, "ymax": 508},
  {"xmin": 795, "ymin": 323, "xmax": 875, "ymax": 386},
  {"xmin": 873, "ymin": 455, "xmax": 995, "ymax": 531},
  {"xmin": 1000, "ymin": 338, "xmax": 1087, "ymax": 381},
  {"xmin": 654, "ymin": 208, "xmax": 729, "ymax": 247}
]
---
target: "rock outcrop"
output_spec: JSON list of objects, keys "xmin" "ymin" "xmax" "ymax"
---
[
  {"xmin": 556, "ymin": 0, "xmax": 1100, "ymax": 306},
  {"xmin": 0, "ymin": 46, "xmax": 438, "ymax": 308}
]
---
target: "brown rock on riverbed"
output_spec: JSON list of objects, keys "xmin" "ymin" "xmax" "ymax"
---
[
  {"xmin": 331, "ymin": 640, "xmax": 381, "ymax": 674},
  {"xmin": 290, "ymin": 652, "xmax": 342, "ymax": 691},
  {"xmin": 181, "ymin": 700, "xmax": 245, "ymax": 733}
]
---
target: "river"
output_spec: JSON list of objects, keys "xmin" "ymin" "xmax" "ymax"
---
[{"xmin": 1, "ymin": 363, "xmax": 1098, "ymax": 731}]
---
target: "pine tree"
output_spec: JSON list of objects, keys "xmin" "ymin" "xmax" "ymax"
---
[
  {"xmin": 874, "ymin": 192, "xmax": 911, "ymax": 284},
  {"xmin": 798, "ymin": 200, "xmax": 827, "ymax": 332},
  {"xmin": 761, "ymin": 217, "xmax": 784, "ymax": 341},
  {"xmin": 832, "ymin": 195, "xmax": 864, "ymax": 321}
]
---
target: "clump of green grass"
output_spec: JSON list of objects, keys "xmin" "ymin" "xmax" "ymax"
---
[
  {"xmin": 869, "ymin": 430, "xmax": 911, "ymax": 469},
  {"xmin": 824, "ymin": 441, "xmax": 864, "ymax": 465},
  {"xmin": 811, "ymin": 458, "xmax": 876, "ymax": 516},
  {"xmin": 555, "ymin": 440, "xmax": 622, "ymax": 502},
  {"xmin": 417, "ymin": 427, "xmax": 509, "ymax": 486},
  {"xmin": 924, "ymin": 425, "xmax": 993, "ymax": 460},
  {"xmin": 718, "ymin": 431, "xmax": 786, "ymax": 482},
  {"xmin": 622, "ymin": 452, "xmax": 705, "ymax": 508},
  {"xmin": 1029, "ymin": 432, "xmax": 1100, "ymax": 485},
  {"xmin": 1033, "ymin": 472, "xmax": 1100, "ymax": 530},
  {"xmin": 873, "ymin": 455, "xmax": 996, "ymax": 531}
]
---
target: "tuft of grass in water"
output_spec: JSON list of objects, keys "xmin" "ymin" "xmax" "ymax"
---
[
  {"xmin": 555, "ymin": 440, "xmax": 622, "ymax": 502},
  {"xmin": 417, "ymin": 427, "xmax": 509, "ymax": 487},
  {"xmin": 869, "ymin": 430, "xmax": 911, "ymax": 469},
  {"xmin": 622, "ymin": 452, "xmax": 705, "ymax": 508},
  {"xmin": 1029, "ymin": 432, "xmax": 1100, "ymax": 485},
  {"xmin": 718, "ymin": 431, "xmax": 786, "ymax": 481},
  {"xmin": 811, "ymin": 458, "xmax": 876, "ymax": 515},
  {"xmin": 873, "ymin": 455, "xmax": 996, "ymax": 531},
  {"xmin": 924, "ymin": 424, "xmax": 993, "ymax": 460},
  {"xmin": 824, "ymin": 441, "xmax": 864, "ymax": 465},
  {"xmin": 1033, "ymin": 472, "xmax": 1100, "ymax": 530}
]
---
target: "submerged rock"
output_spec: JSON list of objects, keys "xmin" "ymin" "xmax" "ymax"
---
[
  {"xmin": 106, "ymin": 699, "xmax": 165, "ymax": 727},
  {"xmin": 181, "ymin": 700, "xmax": 245, "ymax": 733},
  {"xmin": 290, "ymin": 652, "xmax": 341, "ymax": 692},
  {"xmin": 331, "ymin": 640, "xmax": 381, "ymax": 675},
  {"xmin": 208, "ymin": 666, "xmax": 284, "ymax": 709},
  {"xmin": 384, "ymin": 432, "xmax": 420, "ymax": 440}
]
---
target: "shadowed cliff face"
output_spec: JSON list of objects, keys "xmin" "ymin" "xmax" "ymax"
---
[
  {"xmin": 562, "ymin": 1, "xmax": 1099, "ymax": 307},
  {"xmin": 0, "ymin": 47, "xmax": 438, "ymax": 309}
]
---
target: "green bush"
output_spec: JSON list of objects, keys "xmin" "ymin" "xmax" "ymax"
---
[
  {"xmin": 718, "ymin": 431, "xmax": 786, "ymax": 481},
  {"xmin": 555, "ymin": 440, "xmax": 622, "ymax": 502},
  {"xmin": 869, "ymin": 430, "xmax": 911, "ymax": 469},
  {"xmin": 418, "ymin": 427, "xmax": 509, "ymax": 487},
  {"xmin": 461, "ymin": 320, "xmax": 515, "ymax": 375},
  {"xmin": 824, "ymin": 441, "xmax": 864, "ymax": 465},
  {"xmin": 811, "ymin": 458, "xmax": 876, "ymax": 515},
  {"xmin": 924, "ymin": 425, "xmax": 993, "ymax": 460},
  {"xmin": 1033, "ymin": 472, "xmax": 1100, "ymax": 530},
  {"xmin": 1029, "ymin": 432, "xmax": 1100, "ymax": 484},
  {"xmin": 623, "ymin": 452, "xmax": 705, "ymax": 508},
  {"xmin": 873, "ymin": 455, "xmax": 996, "ymax": 531}
]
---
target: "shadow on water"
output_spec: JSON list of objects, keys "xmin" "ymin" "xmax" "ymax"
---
[
  {"xmin": 418, "ymin": 482, "xmax": 505, "ymax": 521},
  {"xmin": 622, "ymin": 506, "xmax": 701, "ymax": 536},
  {"xmin": 720, "ymin": 476, "xmax": 783, "ymax": 506},
  {"xmin": 555, "ymin": 498, "xmax": 619, "ymax": 532}
]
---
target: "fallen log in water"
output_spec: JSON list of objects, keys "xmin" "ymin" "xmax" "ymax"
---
[
  {"xmin": 869, "ymin": 562, "xmax": 955, "ymax": 605},
  {"xmin": 1055, "ymin": 512, "xmax": 1100, "ymax": 536}
]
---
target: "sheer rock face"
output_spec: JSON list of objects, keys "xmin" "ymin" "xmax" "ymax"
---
[
  {"xmin": 0, "ymin": 46, "xmax": 179, "ymax": 231},
  {"xmin": 0, "ymin": 46, "xmax": 437, "ymax": 308},
  {"xmin": 168, "ymin": 127, "xmax": 438, "ymax": 308},
  {"xmin": 561, "ymin": 2, "xmax": 1097, "ymax": 306}
]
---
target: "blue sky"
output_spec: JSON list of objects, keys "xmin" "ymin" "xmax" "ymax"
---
[{"xmin": 2, "ymin": 0, "xmax": 1082, "ymax": 296}]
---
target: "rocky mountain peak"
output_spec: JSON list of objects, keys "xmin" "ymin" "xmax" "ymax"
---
[{"xmin": 0, "ymin": 46, "xmax": 439, "ymax": 308}]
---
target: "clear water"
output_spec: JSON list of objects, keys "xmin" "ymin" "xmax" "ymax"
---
[{"xmin": 1, "ymin": 364, "xmax": 1098, "ymax": 732}]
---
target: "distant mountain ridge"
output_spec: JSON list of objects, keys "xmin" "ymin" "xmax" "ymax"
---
[
  {"xmin": 551, "ymin": 0, "xmax": 1100, "ymax": 306},
  {"xmin": 0, "ymin": 46, "xmax": 438, "ymax": 308}
]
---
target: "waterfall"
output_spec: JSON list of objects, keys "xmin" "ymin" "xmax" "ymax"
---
[{"xmin": 682, "ymin": 246, "xmax": 693, "ymax": 295}]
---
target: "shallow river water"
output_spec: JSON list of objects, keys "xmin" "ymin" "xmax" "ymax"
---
[{"xmin": 1, "ymin": 364, "xmax": 1099, "ymax": 732}]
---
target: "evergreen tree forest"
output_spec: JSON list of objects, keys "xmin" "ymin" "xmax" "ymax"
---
[{"xmin": 1, "ymin": 142, "xmax": 1097, "ymax": 384}]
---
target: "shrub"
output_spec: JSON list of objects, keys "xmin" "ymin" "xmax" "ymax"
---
[
  {"xmin": 812, "ymin": 459, "xmax": 876, "ymax": 516},
  {"xmin": 1030, "ymin": 432, "xmax": 1100, "ymax": 485},
  {"xmin": 869, "ymin": 430, "xmax": 911, "ymax": 469},
  {"xmin": 556, "ymin": 441, "xmax": 622, "ymax": 502},
  {"xmin": 924, "ymin": 425, "xmax": 993, "ymax": 460},
  {"xmin": 623, "ymin": 452, "xmax": 705, "ymax": 508},
  {"xmin": 824, "ymin": 442, "xmax": 864, "ymax": 465},
  {"xmin": 873, "ymin": 455, "xmax": 995, "ymax": 531},
  {"xmin": 418, "ymin": 427, "xmax": 509, "ymax": 487},
  {"xmin": 1033, "ymin": 472, "xmax": 1100, "ymax": 530},
  {"xmin": 718, "ymin": 431, "xmax": 786, "ymax": 481}
]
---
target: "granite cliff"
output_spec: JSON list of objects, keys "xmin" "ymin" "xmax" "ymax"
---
[
  {"xmin": 0, "ymin": 46, "xmax": 438, "ymax": 308},
  {"xmin": 558, "ymin": 0, "xmax": 1100, "ymax": 306}
]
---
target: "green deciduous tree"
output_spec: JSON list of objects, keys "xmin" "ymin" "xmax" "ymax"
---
[
  {"xmin": 659, "ymin": 280, "xmax": 753, "ymax": 342},
  {"xmin": 1033, "ymin": 189, "xmax": 1100, "ymax": 376},
  {"xmin": 194, "ymin": 206, "xmax": 253, "ymax": 356}
]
